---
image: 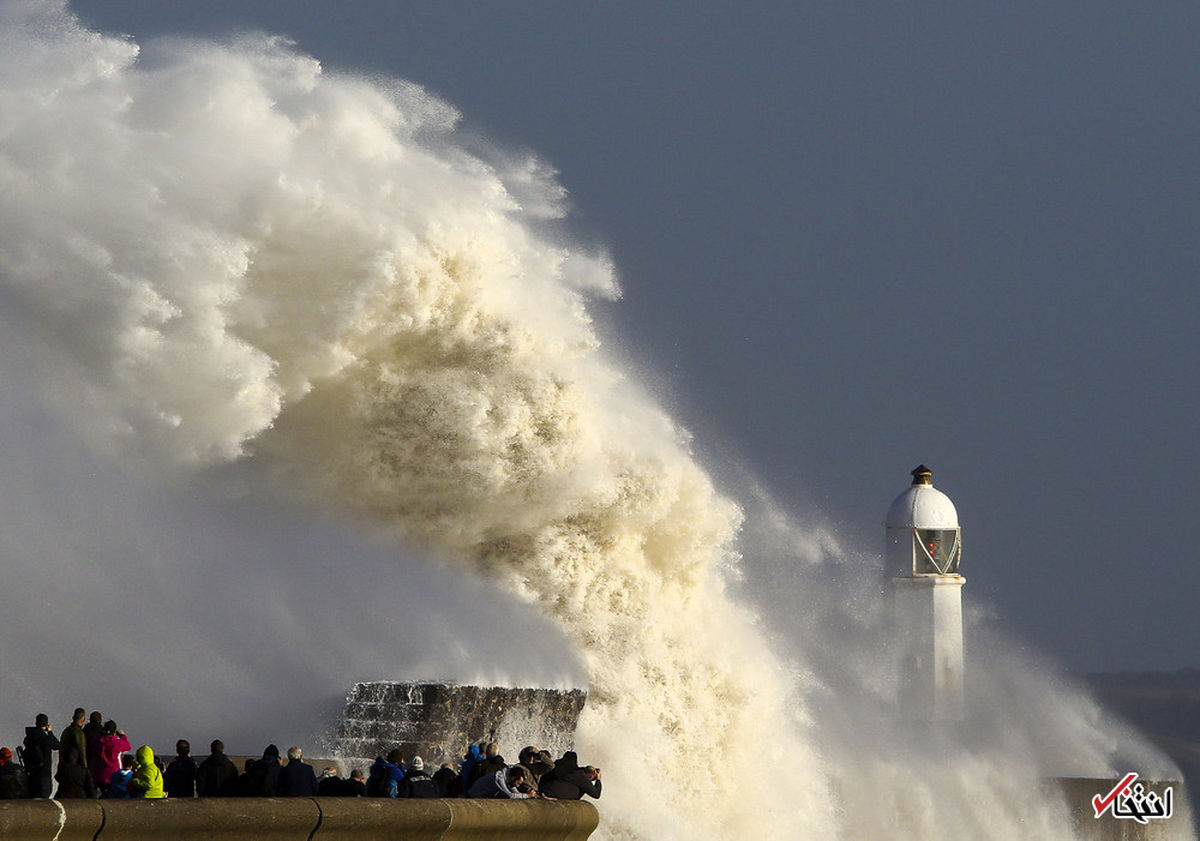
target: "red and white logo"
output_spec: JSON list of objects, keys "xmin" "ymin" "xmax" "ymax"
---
[{"xmin": 1092, "ymin": 773, "xmax": 1173, "ymax": 824}]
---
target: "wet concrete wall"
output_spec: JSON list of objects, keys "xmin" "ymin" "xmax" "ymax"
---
[
  {"xmin": 0, "ymin": 798, "xmax": 599, "ymax": 841},
  {"xmin": 336, "ymin": 682, "xmax": 587, "ymax": 766}
]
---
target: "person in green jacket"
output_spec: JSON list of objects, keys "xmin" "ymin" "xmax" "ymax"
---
[{"xmin": 129, "ymin": 745, "xmax": 164, "ymax": 799}]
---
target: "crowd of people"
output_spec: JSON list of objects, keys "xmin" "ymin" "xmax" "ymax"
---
[{"xmin": 0, "ymin": 708, "xmax": 602, "ymax": 803}]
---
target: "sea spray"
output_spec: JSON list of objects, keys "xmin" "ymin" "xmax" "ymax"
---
[{"xmin": 0, "ymin": 3, "xmax": 1189, "ymax": 839}]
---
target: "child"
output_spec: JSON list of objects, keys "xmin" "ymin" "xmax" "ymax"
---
[
  {"xmin": 128, "ymin": 745, "xmax": 164, "ymax": 799},
  {"xmin": 107, "ymin": 754, "xmax": 135, "ymax": 798}
]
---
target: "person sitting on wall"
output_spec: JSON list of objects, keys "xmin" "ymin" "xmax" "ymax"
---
[
  {"xmin": 106, "ymin": 754, "xmax": 135, "ymax": 798},
  {"xmin": 537, "ymin": 751, "xmax": 601, "ymax": 800},
  {"xmin": 54, "ymin": 745, "xmax": 97, "ymax": 799},
  {"xmin": 0, "ymin": 747, "xmax": 29, "ymax": 799},
  {"xmin": 467, "ymin": 764, "xmax": 536, "ymax": 799},
  {"xmin": 128, "ymin": 745, "xmax": 164, "ymax": 799},
  {"xmin": 196, "ymin": 740, "xmax": 239, "ymax": 797},
  {"xmin": 277, "ymin": 746, "xmax": 318, "ymax": 796},
  {"xmin": 400, "ymin": 756, "xmax": 439, "ymax": 798},
  {"xmin": 164, "ymin": 739, "xmax": 198, "ymax": 798}
]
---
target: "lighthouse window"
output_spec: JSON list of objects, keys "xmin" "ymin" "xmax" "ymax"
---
[{"xmin": 914, "ymin": 528, "xmax": 960, "ymax": 574}]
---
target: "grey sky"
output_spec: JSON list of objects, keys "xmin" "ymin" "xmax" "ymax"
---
[{"xmin": 61, "ymin": 0, "xmax": 1200, "ymax": 673}]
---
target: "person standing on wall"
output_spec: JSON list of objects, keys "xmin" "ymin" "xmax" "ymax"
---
[
  {"xmin": 60, "ymin": 709, "xmax": 88, "ymax": 771},
  {"xmin": 22, "ymin": 714, "xmax": 59, "ymax": 798}
]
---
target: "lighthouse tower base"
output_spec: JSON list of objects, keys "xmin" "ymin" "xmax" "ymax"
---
[{"xmin": 892, "ymin": 575, "xmax": 965, "ymax": 722}]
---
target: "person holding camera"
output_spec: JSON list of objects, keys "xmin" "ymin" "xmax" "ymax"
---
[{"xmin": 536, "ymin": 751, "xmax": 602, "ymax": 800}]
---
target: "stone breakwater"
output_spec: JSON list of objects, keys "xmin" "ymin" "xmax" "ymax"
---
[
  {"xmin": 0, "ymin": 798, "xmax": 599, "ymax": 841},
  {"xmin": 335, "ymin": 682, "xmax": 587, "ymax": 767}
]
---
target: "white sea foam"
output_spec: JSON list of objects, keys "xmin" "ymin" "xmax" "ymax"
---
[{"xmin": 0, "ymin": 3, "xmax": 1189, "ymax": 838}]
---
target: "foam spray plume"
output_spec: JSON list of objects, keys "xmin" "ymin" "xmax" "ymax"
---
[{"xmin": 0, "ymin": 3, "xmax": 1188, "ymax": 838}]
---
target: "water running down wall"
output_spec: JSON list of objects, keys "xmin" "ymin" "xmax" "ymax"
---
[
  {"xmin": 336, "ymin": 682, "xmax": 586, "ymax": 767},
  {"xmin": 0, "ymin": 3, "xmax": 1191, "ymax": 840}
]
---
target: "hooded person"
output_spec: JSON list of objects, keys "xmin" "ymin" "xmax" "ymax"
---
[
  {"xmin": 0, "ymin": 747, "xmax": 30, "ymax": 799},
  {"xmin": 367, "ymin": 749, "xmax": 405, "ymax": 798},
  {"xmin": 128, "ymin": 745, "xmax": 164, "ymax": 799},
  {"xmin": 54, "ymin": 745, "xmax": 97, "ymax": 799},
  {"xmin": 458, "ymin": 743, "xmax": 483, "ymax": 793},
  {"xmin": 241, "ymin": 744, "xmax": 282, "ymax": 796},
  {"xmin": 537, "ymin": 751, "xmax": 601, "ymax": 800}
]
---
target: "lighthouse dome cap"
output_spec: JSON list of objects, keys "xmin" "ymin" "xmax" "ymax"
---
[{"xmin": 885, "ymin": 465, "xmax": 959, "ymax": 529}]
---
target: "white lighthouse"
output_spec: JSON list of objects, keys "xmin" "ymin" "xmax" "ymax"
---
[{"xmin": 886, "ymin": 464, "xmax": 965, "ymax": 722}]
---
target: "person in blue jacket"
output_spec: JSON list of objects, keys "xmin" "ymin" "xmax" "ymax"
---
[
  {"xmin": 458, "ymin": 743, "xmax": 483, "ymax": 793},
  {"xmin": 367, "ymin": 749, "xmax": 405, "ymax": 797}
]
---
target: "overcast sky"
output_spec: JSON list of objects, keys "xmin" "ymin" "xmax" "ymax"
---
[{"xmin": 58, "ymin": 0, "xmax": 1200, "ymax": 674}]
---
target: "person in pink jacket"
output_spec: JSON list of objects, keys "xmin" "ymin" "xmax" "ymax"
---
[{"xmin": 93, "ymin": 721, "xmax": 131, "ymax": 795}]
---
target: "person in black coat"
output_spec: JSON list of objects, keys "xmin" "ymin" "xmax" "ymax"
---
[
  {"xmin": 537, "ymin": 751, "xmax": 601, "ymax": 800},
  {"xmin": 82, "ymin": 712, "xmax": 104, "ymax": 785},
  {"xmin": 316, "ymin": 766, "xmax": 343, "ymax": 796},
  {"xmin": 276, "ymin": 747, "xmax": 318, "ymax": 796},
  {"xmin": 196, "ymin": 740, "xmax": 239, "ymax": 797},
  {"xmin": 54, "ymin": 746, "xmax": 96, "ymax": 799},
  {"xmin": 240, "ymin": 745, "xmax": 282, "ymax": 796},
  {"xmin": 432, "ymin": 763, "xmax": 461, "ymax": 797},
  {"xmin": 22, "ymin": 714, "xmax": 59, "ymax": 798},
  {"xmin": 164, "ymin": 740, "xmax": 198, "ymax": 798},
  {"xmin": 345, "ymin": 769, "xmax": 367, "ymax": 797},
  {"xmin": 400, "ymin": 757, "xmax": 439, "ymax": 798}
]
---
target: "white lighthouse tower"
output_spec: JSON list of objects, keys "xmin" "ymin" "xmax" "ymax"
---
[{"xmin": 886, "ymin": 464, "xmax": 965, "ymax": 722}]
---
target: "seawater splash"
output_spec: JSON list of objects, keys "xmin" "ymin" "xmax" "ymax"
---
[{"xmin": 0, "ymin": 3, "xmax": 1188, "ymax": 839}]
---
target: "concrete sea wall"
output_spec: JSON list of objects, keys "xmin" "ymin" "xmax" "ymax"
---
[{"xmin": 0, "ymin": 798, "xmax": 599, "ymax": 841}]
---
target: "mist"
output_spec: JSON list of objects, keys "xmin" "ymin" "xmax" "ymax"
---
[{"xmin": 0, "ymin": 3, "xmax": 1190, "ymax": 838}]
